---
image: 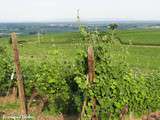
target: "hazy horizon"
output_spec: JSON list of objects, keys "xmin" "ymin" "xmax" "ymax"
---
[
  {"xmin": 1, "ymin": 19, "xmax": 160, "ymax": 24},
  {"xmin": 0, "ymin": 0, "xmax": 160, "ymax": 22}
]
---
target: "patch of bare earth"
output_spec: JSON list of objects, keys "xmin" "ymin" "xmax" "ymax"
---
[{"xmin": 142, "ymin": 112, "xmax": 160, "ymax": 120}]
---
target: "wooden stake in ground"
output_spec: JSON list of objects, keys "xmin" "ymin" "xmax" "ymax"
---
[
  {"xmin": 87, "ymin": 46, "xmax": 98, "ymax": 120},
  {"xmin": 80, "ymin": 46, "xmax": 97, "ymax": 120},
  {"xmin": 87, "ymin": 47, "xmax": 95, "ymax": 83},
  {"xmin": 11, "ymin": 32, "xmax": 27, "ymax": 115}
]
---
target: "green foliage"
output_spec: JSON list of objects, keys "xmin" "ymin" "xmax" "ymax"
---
[
  {"xmin": 79, "ymin": 25, "xmax": 120, "ymax": 44},
  {"xmin": 22, "ymin": 52, "xmax": 83, "ymax": 114},
  {"xmin": 0, "ymin": 46, "xmax": 13, "ymax": 96},
  {"xmin": 1, "ymin": 27, "xmax": 160, "ymax": 119},
  {"xmin": 74, "ymin": 27, "xmax": 160, "ymax": 119},
  {"xmin": 145, "ymin": 71, "xmax": 160, "ymax": 111},
  {"xmin": 23, "ymin": 58, "xmax": 70, "ymax": 113},
  {"xmin": 108, "ymin": 23, "xmax": 118, "ymax": 30}
]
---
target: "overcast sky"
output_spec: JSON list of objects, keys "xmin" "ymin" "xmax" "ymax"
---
[{"xmin": 0, "ymin": 0, "xmax": 160, "ymax": 22}]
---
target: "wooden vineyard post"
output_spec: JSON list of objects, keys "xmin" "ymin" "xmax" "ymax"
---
[
  {"xmin": 11, "ymin": 32, "xmax": 27, "ymax": 115},
  {"xmin": 88, "ymin": 46, "xmax": 98, "ymax": 120},
  {"xmin": 87, "ymin": 47, "xmax": 95, "ymax": 83},
  {"xmin": 80, "ymin": 46, "xmax": 98, "ymax": 120}
]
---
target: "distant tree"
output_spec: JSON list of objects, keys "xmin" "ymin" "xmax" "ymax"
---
[
  {"xmin": 29, "ymin": 31, "xmax": 37, "ymax": 35},
  {"xmin": 108, "ymin": 23, "xmax": 118, "ymax": 30}
]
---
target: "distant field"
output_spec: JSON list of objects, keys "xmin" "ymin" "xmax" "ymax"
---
[
  {"xmin": 0, "ymin": 32, "xmax": 82, "ymax": 62},
  {"xmin": 125, "ymin": 45, "xmax": 160, "ymax": 70},
  {"xmin": 118, "ymin": 29, "xmax": 160, "ymax": 45},
  {"xmin": 1, "ymin": 29, "xmax": 160, "ymax": 70}
]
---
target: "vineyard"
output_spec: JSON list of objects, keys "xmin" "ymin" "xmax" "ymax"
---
[{"xmin": 1, "ymin": 26, "xmax": 160, "ymax": 120}]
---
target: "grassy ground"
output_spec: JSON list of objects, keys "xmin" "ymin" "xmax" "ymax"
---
[
  {"xmin": 118, "ymin": 29, "xmax": 160, "ymax": 70},
  {"xmin": 1, "ymin": 29, "xmax": 160, "ymax": 71},
  {"xmin": 0, "ymin": 102, "xmax": 19, "ymax": 111},
  {"xmin": 0, "ymin": 32, "xmax": 82, "ymax": 61},
  {"xmin": 118, "ymin": 29, "xmax": 160, "ymax": 45},
  {"xmin": 126, "ymin": 45, "xmax": 160, "ymax": 70}
]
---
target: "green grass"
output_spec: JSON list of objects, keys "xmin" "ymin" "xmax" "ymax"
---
[
  {"xmin": 18, "ymin": 32, "xmax": 81, "ymax": 43},
  {"xmin": 126, "ymin": 45, "xmax": 160, "ymax": 70},
  {"xmin": 0, "ymin": 102, "xmax": 19, "ymax": 111},
  {"xmin": 1, "ymin": 29, "xmax": 160, "ymax": 71},
  {"xmin": 0, "ymin": 32, "xmax": 82, "ymax": 62},
  {"xmin": 118, "ymin": 29, "xmax": 160, "ymax": 45}
]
